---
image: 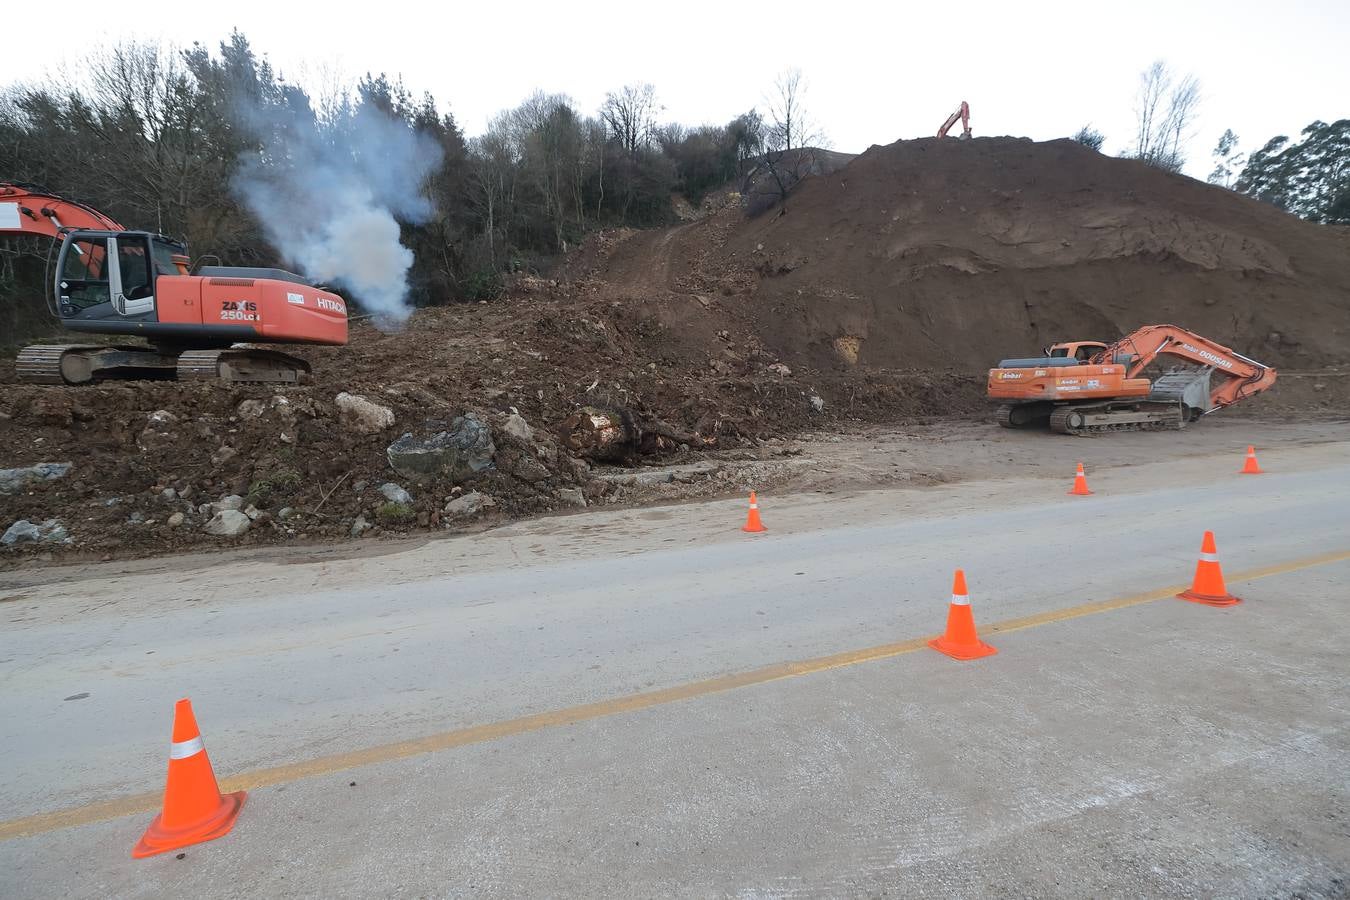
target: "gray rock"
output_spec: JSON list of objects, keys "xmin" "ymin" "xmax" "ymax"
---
[
  {"xmin": 216, "ymin": 494, "xmax": 244, "ymax": 512},
  {"xmin": 503, "ymin": 412, "xmax": 534, "ymax": 443},
  {"xmin": 2, "ymin": 520, "xmax": 41, "ymax": 545},
  {"xmin": 350, "ymin": 515, "xmax": 372, "ymax": 537},
  {"xmin": 3, "ymin": 519, "xmax": 68, "ymax": 545},
  {"xmin": 277, "ymin": 507, "xmax": 296, "ymax": 521},
  {"xmin": 387, "ymin": 415, "xmax": 496, "ymax": 484},
  {"xmin": 508, "ymin": 453, "xmax": 551, "ymax": 483},
  {"xmin": 147, "ymin": 410, "xmax": 178, "ymax": 427},
  {"xmin": 243, "ymin": 505, "xmax": 262, "ymax": 521},
  {"xmin": 443, "ymin": 491, "xmax": 496, "ymax": 519},
  {"xmin": 167, "ymin": 512, "xmax": 186, "ymax": 528},
  {"xmin": 557, "ymin": 488, "xmax": 588, "ymax": 509},
  {"xmin": 127, "ymin": 511, "xmax": 147, "ymax": 525},
  {"xmin": 159, "ymin": 487, "xmax": 178, "ymax": 502},
  {"xmin": 379, "ymin": 483, "xmax": 413, "ymax": 505},
  {"xmin": 0, "ymin": 462, "xmax": 73, "ymax": 494},
  {"xmin": 203, "ymin": 509, "xmax": 251, "ymax": 537},
  {"xmin": 336, "ymin": 392, "xmax": 395, "ymax": 435},
  {"xmin": 236, "ymin": 399, "xmax": 267, "ymax": 418},
  {"xmin": 809, "ymin": 394, "xmax": 826, "ymax": 413},
  {"xmin": 211, "ymin": 445, "xmax": 238, "ymax": 468}
]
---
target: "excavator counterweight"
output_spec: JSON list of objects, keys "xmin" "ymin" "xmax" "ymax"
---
[{"xmin": 988, "ymin": 324, "xmax": 1277, "ymax": 435}]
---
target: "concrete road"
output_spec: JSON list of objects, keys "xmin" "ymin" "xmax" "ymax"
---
[{"xmin": 2, "ymin": 435, "xmax": 1349, "ymax": 897}]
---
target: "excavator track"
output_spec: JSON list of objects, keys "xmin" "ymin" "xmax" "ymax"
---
[
  {"xmin": 1049, "ymin": 401, "xmax": 1188, "ymax": 436},
  {"xmin": 996, "ymin": 402, "xmax": 1054, "ymax": 429},
  {"xmin": 176, "ymin": 348, "xmax": 311, "ymax": 384},
  {"xmin": 15, "ymin": 344, "xmax": 178, "ymax": 384}
]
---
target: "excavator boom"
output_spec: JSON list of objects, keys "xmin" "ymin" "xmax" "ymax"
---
[
  {"xmin": 987, "ymin": 324, "xmax": 1277, "ymax": 435},
  {"xmin": 937, "ymin": 101, "xmax": 972, "ymax": 139}
]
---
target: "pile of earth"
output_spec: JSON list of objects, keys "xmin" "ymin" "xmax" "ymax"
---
[
  {"xmin": 6, "ymin": 135, "xmax": 1349, "ymax": 562},
  {"xmin": 0, "ymin": 281, "xmax": 983, "ymax": 561},
  {"xmin": 579, "ymin": 136, "xmax": 1350, "ymax": 374}
]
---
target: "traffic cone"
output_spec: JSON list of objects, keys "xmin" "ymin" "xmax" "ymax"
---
[
  {"xmin": 928, "ymin": 569, "xmax": 997, "ymax": 660},
  {"xmin": 1176, "ymin": 531, "xmax": 1242, "ymax": 607},
  {"xmin": 1240, "ymin": 445, "xmax": 1263, "ymax": 474},
  {"xmin": 1067, "ymin": 461, "xmax": 1093, "ymax": 496},
  {"xmin": 742, "ymin": 491, "xmax": 767, "ymax": 533},
  {"xmin": 133, "ymin": 698, "xmax": 246, "ymax": 859}
]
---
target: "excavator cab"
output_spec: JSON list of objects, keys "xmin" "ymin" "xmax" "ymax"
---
[
  {"xmin": 53, "ymin": 230, "xmax": 186, "ymax": 324},
  {"xmin": 1046, "ymin": 341, "xmax": 1109, "ymax": 362}
]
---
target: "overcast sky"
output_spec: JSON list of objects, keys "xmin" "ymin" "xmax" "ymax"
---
[{"xmin": 5, "ymin": 0, "xmax": 1347, "ymax": 177}]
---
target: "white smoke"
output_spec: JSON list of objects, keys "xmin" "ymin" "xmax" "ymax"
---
[{"xmin": 232, "ymin": 98, "xmax": 442, "ymax": 330}]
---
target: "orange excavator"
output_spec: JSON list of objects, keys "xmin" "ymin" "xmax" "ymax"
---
[
  {"xmin": 0, "ymin": 182, "xmax": 347, "ymax": 384},
  {"xmin": 987, "ymin": 324, "xmax": 1277, "ymax": 435},
  {"xmin": 937, "ymin": 101, "xmax": 971, "ymax": 139}
]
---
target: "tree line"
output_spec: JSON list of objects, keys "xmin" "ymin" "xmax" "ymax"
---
[
  {"xmin": 1, "ymin": 31, "xmax": 786, "ymax": 339},
  {"xmin": 1070, "ymin": 59, "xmax": 1349, "ymax": 224}
]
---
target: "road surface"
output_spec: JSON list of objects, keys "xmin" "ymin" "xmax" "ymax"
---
[{"xmin": 2, "ymin": 431, "xmax": 1349, "ymax": 897}]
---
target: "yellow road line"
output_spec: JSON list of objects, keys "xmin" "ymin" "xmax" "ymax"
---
[{"xmin": 3, "ymin": 547, "xmax": 1348, "ymax": 842}]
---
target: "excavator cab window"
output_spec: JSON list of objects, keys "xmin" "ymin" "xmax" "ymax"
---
[
  {"xmin": 1074, "ymin": 346, "xmax": 1095, "ymax": 362},
  {"xmin": 117, "ymin": 236, "xmax": 153, "ymax": 300},
  {"xmin": 150, "ymin": 237, "xmax": 183, "ymax": 276},
  {"xmin": 58, "ymin": 236, "xmax": 112, "ymax": 310}
]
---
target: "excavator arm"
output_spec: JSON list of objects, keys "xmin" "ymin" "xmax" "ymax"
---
[
  {"xmin": 0, "ymin": 183, "xmax": 126, "ymax": 234},
  {"xmin": 937, "ymin": 101, "xmax": 971, "ymax": 139},
  {"xmin": 1092, "ymin": 324, "xmax": 1277, "ymax": 412}
]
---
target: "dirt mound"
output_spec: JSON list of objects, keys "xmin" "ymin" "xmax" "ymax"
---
[
  {"xmin": 5, "ymin": 135, "xmax": 1348, "ymax": 562},
  {"xmin": 589, "ymin": 136, "xmax": 1350, "ymax": 373}
]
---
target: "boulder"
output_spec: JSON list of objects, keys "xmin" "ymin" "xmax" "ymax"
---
[
  {"xmin": 443, "ymin": 491, "xmax": 496, "ymax": 519},
  {"xmin": 379, "ymin": 483, "xmax": 414, "ymax": 505},
  {"xmin": 203, "ymin": 509, "xmax": 251, "ymax": 537},
  {"xmin": 503, "ymin": 412, "xmax": 534, "ymax": 443},
  {"xmin": 167, "ymin": 512, "xmax": 186, "ymax": 528},
  {"xmin": 3, "ymin": 519, "xmax": 68, "ymax": 545},
  {"xmin": 387, "ymin": 415, "xmax": 495, "ymax": 484},
  {"xmin": 336, "ymin": 392, "xmax": 395, "ymax": 435},
  {"xmin": 0, "ymin": 462, "xmax": 73, "ymax": 494},
  {"xmin": 350, "ymin": 515, "xmax": 372, "ymax": 537},
  {"xmin": 557, "ymin": 488, "xmax": 588, "ymax": 509}
]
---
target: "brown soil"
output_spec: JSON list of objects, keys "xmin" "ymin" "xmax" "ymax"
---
[{"xmin": 3, "ymin": 136, "xmax": 1347, "ymax": 563}]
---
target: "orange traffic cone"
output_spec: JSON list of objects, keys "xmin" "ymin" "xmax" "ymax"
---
[
  {"xmin": 133, "ymin": 698, "xmax": 246, "ymax": 858},
  {"xmin": 1240, "ymin": 445, "xmax": 1263, "ymax": 474},
  {"xmin": 1067, "ymin": 461, "xmax": 1093, "ymax": 496},
  {"xmin": 1176, "ymin": 531, "xmax": 1242, "ymax": 607},
  {"xmin": 742, "ymin": 491, "xmax": 767, "ymax": 533},
  {"xmin": 928, "ymin": 569, "xmax": 998, "ymax": 660}
]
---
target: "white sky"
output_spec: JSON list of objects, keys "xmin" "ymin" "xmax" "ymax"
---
[{"xmin": 4, "ymin": 0, "xmax": 1348, "ymax": 178}]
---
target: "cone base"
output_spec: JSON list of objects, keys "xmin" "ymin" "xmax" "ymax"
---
[
  {"xmin": 742, "ymin": 522, "xmax": 766, "ymax": 533},
  {"xmin": 132, "ymin": 790, "xmax": 246, "ymax": 859},
  {"xmin": 1177, "ymin": 590, "xmax": 1242, "ymax": 607},
  {"xmin": 927, "ymin": 636, "xmax": 998, "ymax": 660},
  {"xmin": 1067, "ymin": 488, "xmax": 1093, "ymax": 496},
  {"xmin": 1239, "ymin": 468, "xmax": 1262, "ymax": 475}
]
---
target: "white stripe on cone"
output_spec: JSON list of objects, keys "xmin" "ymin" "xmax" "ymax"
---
[
  {"xmin": 950, "ymin": 594, "xmax": 970, "ymax": 606},
  {"xmin": 1199, "ymin": 552, "xmax": 1220, "ymax": 562},
  {"xmin": 169, "ymin": 736, "xmax": 205, "ymax": 760}
]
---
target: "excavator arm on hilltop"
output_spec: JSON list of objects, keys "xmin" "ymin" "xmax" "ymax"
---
[
  {"xmin": 1095, "ymin": 324, "xmax": 1277, "ymax": 412},
  {"xmin": 937, "ymin": 101, "xmax": 971, "ymax": 139}
]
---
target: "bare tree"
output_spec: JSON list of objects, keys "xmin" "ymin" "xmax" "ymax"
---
[
  {"xmin": 748, "ymin": 69, "xmax": 831, "ymax": 211},
  {"xmin": 600, "ymin": 83, "xmax": 659, "ymax": 157},
  {"xmin": 764, "ymin": 68, "xmax": 825, "ymax": 152},
  {"xmin": 1131, "ymin": 60, "xmax": 1201, "ymax": 172}
]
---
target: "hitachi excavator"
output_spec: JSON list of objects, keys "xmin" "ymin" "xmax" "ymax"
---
[
  {"xmin": 937, "ymin": 101, "xmax": 971, "ymax": 139},
  {"xmin": 987, "ymin": 324, "xmax": 1277, "ymax": 435},
  {"xmin": 0, "ymin": 182, "xmax": 347, "ymax": 384}
]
